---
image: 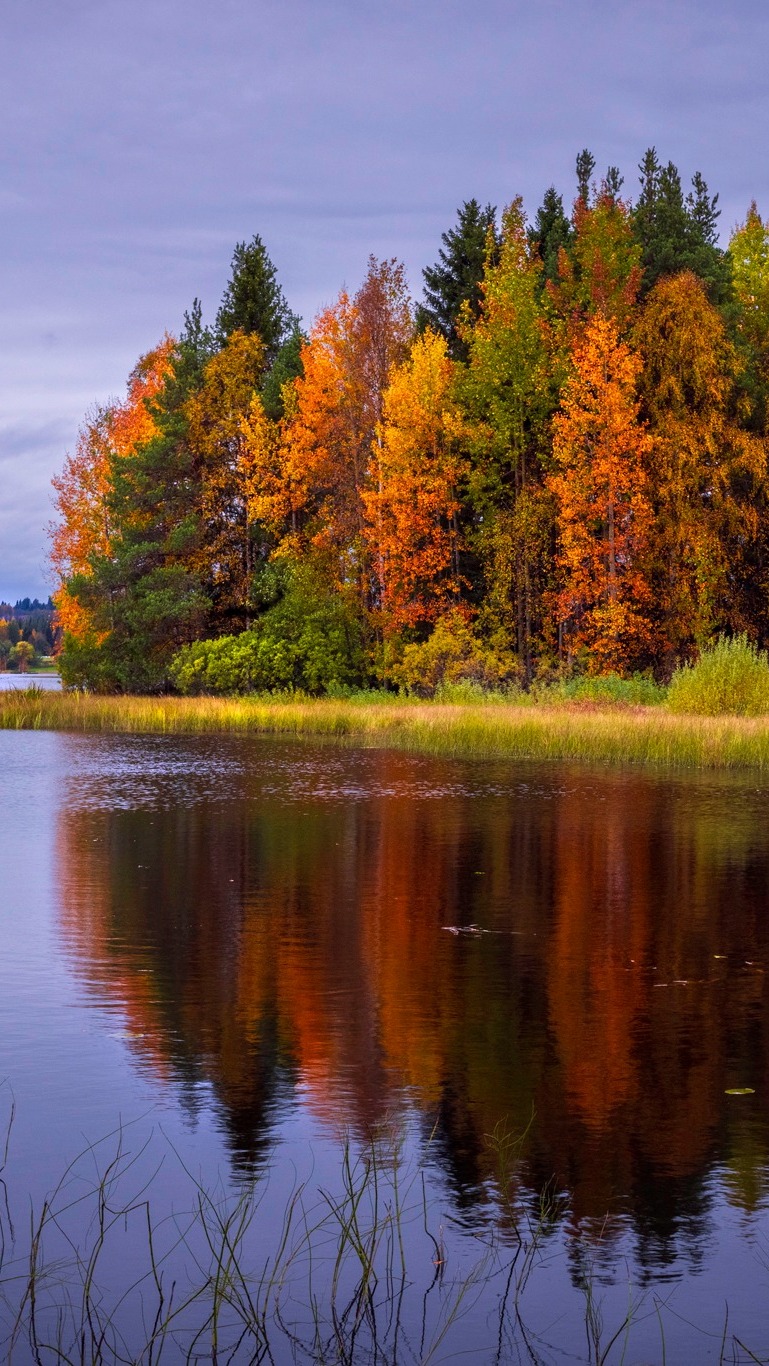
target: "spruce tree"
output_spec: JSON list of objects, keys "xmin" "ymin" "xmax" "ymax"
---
[
  {"xmin": 633, "ymin": 149, "xmax": 731, "ymax": 301},
  {"xmin": 260, "ymin": 325, "xmax": 305, "ymax": 421},
  {"xmin": 417, "ymin": 199, "xmax": 498, "ymax": 359},
  {"xmin": 528, "ymin": 186, "xmax": 572, "ymax": 287},
  {"xmin": 215, "ymin": 235, "xmax": 294, "ymax": 362}
]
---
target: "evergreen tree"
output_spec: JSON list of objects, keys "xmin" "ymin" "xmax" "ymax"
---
[
  {"xmin": 576, "ymin": 149, "xmax": 596, "ymax": 206},
  {"xmin": 417, "ymin": 199, "xmax": 498, "ymax": 359},
  {"xmin": 215, "ymin": 235, "xmax": 294, "ymax": 361},
  {"xmin": 81, "ymin": 317, "xmax": 214, "ymax": 690},
  {"xmin": 633, "ymin": 148, "xmax": 731, "ymax": 301},
  {"xmin": 528, "ymin": 186, "xmax": 572, "ymax": 288},
  {"xmin": 604, "ymin": 165, "xmax": 624, "ymax": 203},
  {"xmin": 260, "ymin": 325, "xmax": 305, "ymax": 421},
  {"xmin": 181, "ymin": 298, "xmax": 215, "ymax": 377}
]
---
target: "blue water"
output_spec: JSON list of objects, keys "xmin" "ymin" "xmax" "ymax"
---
[{"xmin": 2, "ymin": 729, "xmax": 769, "ymax": 1362}]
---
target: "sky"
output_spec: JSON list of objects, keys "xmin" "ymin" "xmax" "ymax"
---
[{"xmin": 3, "ymin": 0, "xmax": 769, "ymax": 602}]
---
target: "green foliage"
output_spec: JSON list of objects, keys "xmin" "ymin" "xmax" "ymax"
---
[
  {"xmin": 539, "ymin": 672, "xmax": 666, "ymax": 707},
  {"xmin": 8, "ymin": 640, "xmax": 35, "ymax": 672},
  {"xmin": 170, "ymin": 571, "xmax": 366, "ymax": 695},
  {"xmin": 528, "ymin": 186, "xmax": 572, "ymax": 288},
  {"xmin": 633, "ymin": 148, "xmax": 731, "ymax": 302},
  {"xmin": 215, "ymin": 235, "xmax": 294, "ymax": 361},
  {"xmin": 417, "ymin": 199, "xmax": 498, "ymax": 360},
  {"xmin": 458, "ymin": 200, "xmax": 553, "ymax": 682},
  {"xmin": 387, "ymin": 610, "xmax": 520, "ymax": 697},
  {"xmin": 52, "ymin": 165, "xmax": 769, "ymax": 699},
  {"xmin": 575, "ymin": 149, "xmax": 596, "ymax": 205},
  {"xmin": 667, "ymin": 635, "xmax": 769, "ymax": 715},
  {"xmin": 260, "ymin": 325, "xmax": 305, "ymax": 420}
]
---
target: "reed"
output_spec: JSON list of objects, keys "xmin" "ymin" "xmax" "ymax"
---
[
  {"xmin": 0, "ymin": 1113, "xmax": 551, "ymax": 1366},
  {"xmin": 0, "ymin": 1111, "xmax": 759, "ymax": 1365},
  {"xmin": 6, "ymin": 687, "xmax": 769, "ymax": 769}
]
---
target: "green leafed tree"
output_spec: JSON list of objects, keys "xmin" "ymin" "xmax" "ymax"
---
[
  {"xmin": 417, "ymin": 199, "xmax": 498, "ymax": 359},
  {"xmin": 729, "ymin": 203, "xmax": 769, "ymax": 430},
  {"xmin": 458, "ymin": 198, "xmax": 554, "ymax": 682}
]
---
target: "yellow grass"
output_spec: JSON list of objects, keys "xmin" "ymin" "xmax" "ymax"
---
[{"xmin": 4, "ymin": 687, "xmax": 769, "ymax": 768}]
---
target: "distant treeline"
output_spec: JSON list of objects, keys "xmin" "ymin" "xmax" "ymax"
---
[
  {"xmin": 50, "ymin": 148, "xmax": 769, "ymax": 694},
  {"xmin": 0, "ymin": 600, "xmax": 58, "ymax": 671}
]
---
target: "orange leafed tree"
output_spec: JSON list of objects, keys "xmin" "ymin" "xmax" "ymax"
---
[
  {"xmin": 51, "ymin": 338, "xmax": 174, "ymax": 641},
  {"xmin": 50, "ymin": 405, "xmax": 114, "ymax": 640},
  {"xmin": 362, "ymin": 329, "xmax": 465, "ymax": 635},
  {"xmin": 184, "ymin": 330, "xmax": 265, "ymax": 627},
  {"xmin": 549, "ymin": 186, "xmax": 642, "ymax": 330},
  {"xmin": 548, "ymin": 314, "xmax": 654, "ymax": 673},
  {"xmin": 267, "ymin": 258, "xmax": 412, "ymax": 595}
]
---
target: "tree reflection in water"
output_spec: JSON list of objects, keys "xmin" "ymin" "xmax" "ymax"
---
[{"xmin": 55, "ymin": 737, "xmax": 769, "ymax": 1280}]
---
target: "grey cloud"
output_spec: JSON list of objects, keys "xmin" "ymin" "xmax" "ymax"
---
[{"xmin": 3, "ymin": 0, "xmax": 769, "ymax": 592}]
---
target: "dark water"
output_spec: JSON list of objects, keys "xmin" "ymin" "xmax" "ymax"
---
[{"xmin": 3, "ymin": 731, "xmax": 769, "ymax": 1362}]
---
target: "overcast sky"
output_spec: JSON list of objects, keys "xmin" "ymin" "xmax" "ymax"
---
[{"xmin": 3, "ymin": 0, "xmax": 769, "ymax": 601}]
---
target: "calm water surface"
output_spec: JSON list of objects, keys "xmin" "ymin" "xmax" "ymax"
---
[
  {"xmin": 0, "ymin": 672, "xmax": 61, "ymax": 690},
  {"xmin": 3, "ymin": 730, "xmax": 769, "ymax": 1362}
]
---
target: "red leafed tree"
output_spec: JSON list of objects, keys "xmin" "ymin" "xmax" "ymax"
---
[{"xmin": 548, "ymin": 314, "xmax": 654, "ymax": 673}]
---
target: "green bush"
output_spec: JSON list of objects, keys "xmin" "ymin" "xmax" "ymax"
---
[
  {"xmin": 667, "ymin": 634, "xmax": 769, "ymax": 716},
  {"xmin": 171, "ymin": 572, "xmax": 366, "ymax": 696},
  {"xmin": 539, "ymin": 672, "xmax": 666, "ymax": 707},
  {"xmin": 387, "ymin": 611, "xmax": 520, "ymax": 698}
]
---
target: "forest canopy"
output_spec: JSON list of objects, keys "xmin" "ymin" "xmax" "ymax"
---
[{"xmin": 50, "ymin": 152, "xmax": 769, "ymax": 694}]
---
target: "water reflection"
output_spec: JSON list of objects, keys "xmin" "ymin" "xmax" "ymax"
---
[{"xmin": 54, "ymin": 735, "xmax": 769, "ymax": 1271}]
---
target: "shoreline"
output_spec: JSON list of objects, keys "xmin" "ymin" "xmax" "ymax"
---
[{"xmin": 3, "ymin": 689, "xmax": 769, "ymax": 769}]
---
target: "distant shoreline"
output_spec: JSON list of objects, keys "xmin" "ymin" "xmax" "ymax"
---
[{"xmin": 3, "ymin": 690, "xmax": 769, "ymax": 770}]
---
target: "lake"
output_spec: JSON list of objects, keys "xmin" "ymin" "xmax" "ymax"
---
[
  {"xmin": 2, "ymin": 729, "xmax": 769, "ymax": 1362},
  {"xmin": 0, "ymin": 672, "xmax": 61, "ymax": 690}
]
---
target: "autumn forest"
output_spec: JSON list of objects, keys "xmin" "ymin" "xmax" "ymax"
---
[{"xmin": 50, "ymin": 149, "xmax": 769, "ymax": 695}]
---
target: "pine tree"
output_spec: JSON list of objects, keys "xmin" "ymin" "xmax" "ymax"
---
[
  {"xmin": 575, "ymin": 149, "xmax": 596, "ymax": 206},
  {"xmin": 417, "ymin": 200, "xmax": 498, "ymax": 359}
]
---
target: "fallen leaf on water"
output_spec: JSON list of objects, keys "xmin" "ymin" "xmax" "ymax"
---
[{"xmin": 725, "ymin": 1087, "xmax": 755, "ymax": 1096}]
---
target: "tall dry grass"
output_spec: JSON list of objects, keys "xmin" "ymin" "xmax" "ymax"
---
[{"xmin": 5, "ymin": 686, "xmax": 769, "ymax": 767}]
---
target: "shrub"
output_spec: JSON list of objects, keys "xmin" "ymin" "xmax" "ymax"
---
[
  {"xmin": 171, "ymin": 572, "xmax": 366, "ymax": 696},
  {"xmin": 539, "ymin": 672, "xmax": 666, "ymax": 707},
  {"xmin": 387, "ymin": 611, "xmax": 520, "ymax": 698},
  {"xmin": 667, "ymin": 634, "xmax": 769, "ymax": 716}
]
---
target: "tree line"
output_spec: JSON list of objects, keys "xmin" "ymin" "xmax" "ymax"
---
[
  {"xmin": 0, "ymin": 600, "xmax": 57, "ymax": 672},
  {"xmin": 51, "ymin": 148, "xmax": 769, "ymax": 693}
]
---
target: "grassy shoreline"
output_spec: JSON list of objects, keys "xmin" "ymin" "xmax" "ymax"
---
[{"xmin": 4, "ymin": 687, "xmax": 769, "ymax": 768}]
